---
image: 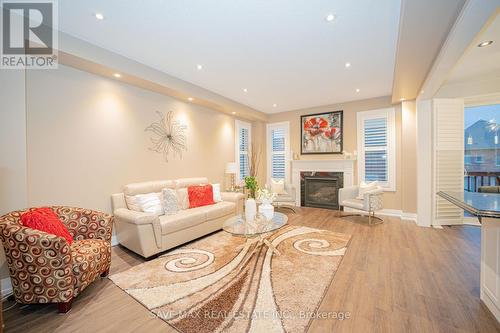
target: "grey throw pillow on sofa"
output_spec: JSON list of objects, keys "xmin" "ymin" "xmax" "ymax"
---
[{"xmin": 162, "ymin": 188, "xmax": 179, "ymax": 215}]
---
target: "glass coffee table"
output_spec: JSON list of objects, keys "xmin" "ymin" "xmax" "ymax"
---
[{"xmin": 223, "ymin": 212, "xmax": 288, "ymax": 268}]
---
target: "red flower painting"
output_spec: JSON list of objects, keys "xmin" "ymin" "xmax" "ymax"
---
[{"xmin": 301, "ymin": 111, "xmax": 343, "ymax": 154}]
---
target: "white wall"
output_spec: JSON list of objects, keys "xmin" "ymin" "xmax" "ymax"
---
[
  {"xmin": 0, "ymin": 70, "xmax": 28, "ymax": 293},
  {"xmin": 26, "ymin": 65, "xmax": 237, "ymax": 213}
]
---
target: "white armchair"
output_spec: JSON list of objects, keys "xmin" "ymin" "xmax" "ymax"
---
[
  {"xmin": 339, "ymin": 185, "xmax": 384, "ymax": 224},
  {"xmin": 274, "ymin": 182, "xmax": 297, "ymax": 213},
  {"xmin": 265, "ymin": 181, "xmax": 297, "ymax": 213}
]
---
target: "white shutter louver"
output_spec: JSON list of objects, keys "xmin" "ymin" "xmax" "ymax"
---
[
  {"xmin": 433, "ymin": 99, "xmax": 464, "ymax": 225},
  {"xmin": 267, "ymin": 122, "xmax": 290, "ymax": 182},
  {"xmin": 235, "ymin": 120, "xmax": 251, "ymax": 181},
  {"xmin": 239, "ymin": 127, "xmax": 249, "ymax": 180},
  {"xmin": 364, "ymin": 118, "xmax": 388, "ymax": 182},
  {"xmin": 271, "ymin": 127, "xmax": 286, "ymax": 179},
  {"xmin": 357, "ymin": 107, "xmax": 396, "ymax": 191}
]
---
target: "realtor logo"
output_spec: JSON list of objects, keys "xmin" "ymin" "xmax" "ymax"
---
[{"xmin": 1, "ymin": 0, "xmax": 58, "ymax": 69}]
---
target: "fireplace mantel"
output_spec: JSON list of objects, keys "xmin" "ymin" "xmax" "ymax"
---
[{"xmin": 291, "ymin": 159, "xmax": 355, "ymax": 206}]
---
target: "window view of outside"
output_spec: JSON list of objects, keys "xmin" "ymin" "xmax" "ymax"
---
[{"xmin": 464, "ymin": 104, "xmax": 500, "ymax": 192}]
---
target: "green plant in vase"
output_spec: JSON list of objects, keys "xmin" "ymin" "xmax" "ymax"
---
[{"xmin": 244, "ymin": 176, "xmax": 259, "ymax": 199}]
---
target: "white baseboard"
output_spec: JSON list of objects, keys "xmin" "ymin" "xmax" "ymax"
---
[
  {"xmin": 464, "ymin": 217, "xmax": 481, "ymax": 226},
  {"xmin": 401, "ymin": 212, "xmax": 418, "ymax": 222},
  {"xmin": 111, "ymin": 234, "xmax": 119, "ymax": 247},
  {"xmin": 1, "ymin": 277, "xmax": 12, "ymax": 299},
  {"xmin": 343, "ymin": 208, "xmax": 418, "ymax": 224}
]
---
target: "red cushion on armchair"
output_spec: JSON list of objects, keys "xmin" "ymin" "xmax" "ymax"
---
[
  {"xmin": 21, "ymin": 207, "xmax": 73, "ymax": 244},
  {"xmin": 188, "ymin": 184, "xmax": 215, "ymax": 208}
]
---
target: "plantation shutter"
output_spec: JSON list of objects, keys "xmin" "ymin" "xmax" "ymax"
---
[
  {"xmin": 357, "ymin": 107, "xmax": 395, "ymax": 190},
  {"xmin": 267, "ymin": 122, "xmax": 290, "ymax": 183},
  {"xmin": 271, "ymin": 127, "xmax": 286, "ymax": 179},
  {"xmin": 364, "ymin": 118, "xmax": 388, "ymax": 182},
  {"xmin": 433, "ymin": 99, "xmax": 464, "ymax": 225},
  {"xmin": 239, "ymin": 127, "xmax": 250, "ymax": 180}
]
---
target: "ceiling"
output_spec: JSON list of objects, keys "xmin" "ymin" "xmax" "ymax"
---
[
  {"xmin": 57, "ymin": 0, "xmax": 401, "ymax": 113},
  {"xmin": 446, "ymin": 12, "xmax": 500, "ymax": 84},
  {"xmin": 391, "ymin": 0, "xmax": 466, "ymax": 102}
]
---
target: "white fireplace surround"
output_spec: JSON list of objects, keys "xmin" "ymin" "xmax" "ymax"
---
[{"xmin": 291, "ymin": 159, "xmax": 355, "ymax": 206}]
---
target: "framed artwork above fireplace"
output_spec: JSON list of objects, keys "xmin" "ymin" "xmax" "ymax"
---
[{"xmin": 301, "ymin": 111, "xmax": 343, "ymax": 154}]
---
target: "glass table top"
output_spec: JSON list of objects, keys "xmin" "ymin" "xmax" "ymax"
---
[
  {"xmin": 223, "ymin": 212, "xmax": 288, "ymax": 236},
  {"xmin": 437, "ymin": 191, "xmax": 500, "ymax": 218}
]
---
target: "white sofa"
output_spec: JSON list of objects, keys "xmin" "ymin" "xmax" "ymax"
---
[{"xmin": 111, "ymin": 177, "xmax": 244, "ymax": 258}]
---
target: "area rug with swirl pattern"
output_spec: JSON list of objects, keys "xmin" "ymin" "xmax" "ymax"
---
[{"xmin": 109, "ymin": 225, "xmax": 351, "ymax": 333}]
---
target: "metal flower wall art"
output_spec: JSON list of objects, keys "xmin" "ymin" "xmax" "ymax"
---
[{"xmin": 145, "ymin": 111, "xmax": 187, "ymax": 162}]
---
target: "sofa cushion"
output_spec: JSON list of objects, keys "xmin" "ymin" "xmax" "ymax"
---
[
  {"xmin": 177, "ymin": 188, "xmax": 190, "ymax": 210},
  {"xmin": 159, "ymin": 201, "xmax": 236, "ymax": 234},
  {"xmin": 204, "ymin": 201, "xmax": 235, "ymax": 220},
  {"xmin": 188, "ymin": 184, "xmax": 215, "ymax": 208},
  {"xmin": 125, "ymin": 195, "xmax": 142, "ymax": 212},
  {"xmin": 162, "ymin": 188, "xmax": 179, "ymax": 215},
  {"xmin": 356, "ymin": 181, "xmax": 378, "ymax": 200},
  {"xmin": 124, "ymin": 180, "xmax": 175, "ymax": 196},
  {"xmin": 71, "ymin": 239, "xmax": 111, "ymax": 296},
  {"xmin": 21, "ymin": 207, "xmax": 73, "ymax": 244},
  {"xmin": 159, "ymin": 209, "xmax": 207, "ymax": 234},
  {"xmin": 341, "ymin": 198, "xmax": 365, "ymax": 210},
  {"xmin": 270, "ymin": 178, "xmax": 286, "ymax": 194},
  {"xmin": 136, "ymin": 193, "xmax": 164, "ymax": 215},
  {"xmin": 175, "ymin": 177, "xmax": 209, "ymax": 189},
  {"xmin": 212, "ymin": 183, "xmax": 222, "ymax": 202}
]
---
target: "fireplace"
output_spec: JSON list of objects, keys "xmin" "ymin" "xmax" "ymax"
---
[{"xmin": 300, "ymin": 172, "xmax": 344, "ymax": 210}]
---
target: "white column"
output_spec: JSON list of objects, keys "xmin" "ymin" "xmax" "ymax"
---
[
  {"xmin": 481, "ymin": 217, "xmax": 500, "ymax": 322},
  {"xmin": 416, "ymin": 99, "xmax": 432, "ymax": 227}
]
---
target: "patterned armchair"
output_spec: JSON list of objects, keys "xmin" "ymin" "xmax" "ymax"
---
[{"xmin": 0, "ymin": 206, "xmax": 113, "ymax": 313}]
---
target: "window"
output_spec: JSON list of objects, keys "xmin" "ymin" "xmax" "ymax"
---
[
  {"xmin": 465, "ymin": 155, "xmax": 473, "ymax": 165},
  {"xmin": 464, "ymin": 104, "xmax": 500, "ymax": 191},
  {"xmin": 357, "ymin": 107, "xmax": 396, "ymax": 191},
  {"xmin": 235, "ymin": 120, "xmax": 251, "ymax": 181},
  {"xmin": 267, "ymin": 122, "xmax": 290, "ymax": 182}
]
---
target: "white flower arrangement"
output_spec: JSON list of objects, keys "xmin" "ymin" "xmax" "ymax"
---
[{"xmin": 257, "ymin": 188, "xmax": 277, "ymax": 203}]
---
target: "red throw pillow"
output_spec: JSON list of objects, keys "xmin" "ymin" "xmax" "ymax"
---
[
  {"xmin": 188, "ymin": 184, "xmax": 215, "ymax": 208},
  {"xmin": 21, "ymin": 207, "xmax": 73, "ymax": 244}
]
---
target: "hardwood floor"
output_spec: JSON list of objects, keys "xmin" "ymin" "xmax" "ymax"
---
[{"xmin": 3, "ymin": 208, "xmax": 499, "ymax": 332}]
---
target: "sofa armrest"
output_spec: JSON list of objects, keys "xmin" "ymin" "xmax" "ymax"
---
[
  {"xmin": 114, "ymin": 208, "xmax": 159, "ymax": 225},
  {"xmin": 221, "ymin": 192, "xmax": 245, "ymax": 215},
  {"xmin": 363, "ymin": 188, "xmax": 384, "ymax": 211},
  {"xmin": 113, "ymin": 208, "xmax": 162, "ymax": 255},
  {"xmin": 339, "ymin": 186, "xmax": 358, "ymax": 204},
  {"xmin": 284, "ymin": 184, "xmax": 296, "ymax": 200},
  {"xmin": 54, "ymin": 206, "xmax": 113, "ymax": 242}
]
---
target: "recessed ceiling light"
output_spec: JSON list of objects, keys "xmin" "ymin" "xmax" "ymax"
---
[
  {"xmin": 95, "ymin": 13, "xmax": 104, "ymax": 20},
  {"xmin": 355, "ymin": 88, "xmax": 360, "ymax": 93},
  {"xmin": 196, "ymin": 64, "xmax": 203, "ymax": 70},
  {"xmin": 400, "ymin": 98, "xmax": 406, "ymax": 101},
  {"xmin": 188, "ymin": 97, "xmax": 193, "ymax": 101},
  {"xmin": 273, "ymin": 103, "xmax": 278, "ymax": 108},
  {"xmin": 478, "ymin": 40, "xmax": 493, "ymax": 47},
  {"xmin": 345, "ymin": 62, "xmax": 351, "ymax": 68},
  {"xmin": 232, "ymin": 112, "xmax": 236, "ymax": 115},
  {"xmin": 113, "ymin": 73, "xmax": 121, "ymax": 78},
  {"xmin": 325, "ymin": 14, "xmax": 336, "ymax": 22},
  {"xmin": 243, "ymin": 88, "xmax": 248, "ymax": 93}
]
